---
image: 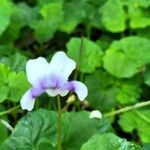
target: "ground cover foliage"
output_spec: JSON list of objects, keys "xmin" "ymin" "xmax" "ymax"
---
[{"xmin": 0, "ymin": 0, "xmax": 150, "ymax": 149}]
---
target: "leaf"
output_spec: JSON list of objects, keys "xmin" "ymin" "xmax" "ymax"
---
[
  {"xmin": 0, "ymin": 2, "xmax": 38, "ymax": 43},
  {"xmin": 81, "ymin": 133, "xmax": 142, "ymax": 150},
  {"xmin": 0, "ymin": 64, "xmax": 30, "ymax": 102},
  {"xmin": 116, "ymin": 77, "xmax": 141, "ymax": 104},
  {"xmin": 31, "ymin": 1, "xmax": 63, "ymax": 43},
  {"xmin": 85, "ymin": 70, "xmax": 116, "ymax": 112},
  {"xmin": 143, "ymin": 144, "xmax": 150, "ymax": 150},
  {"xmin": 0, "ymin": 105, "xmax": 8, "ymax": 144},
  {"xmin": 62, "ymin": 111, "xmax": 111, "ymax": 149},
  {"xmin": 67, "ymin": 37, "xmax": 104, "ymax": 73},
  {"xmin": 100, "ymin": 0, "xmax": 126, "ymax": 32},
  {"xmin": 40, "ymin": 2, "xmax": 63, "ymax": 21},
  {"xmin": 126, "ymin": 0, "xmax": 150, "ymax": 28},
  {"xmin": 144, "ymin": 66, "xmax": 150, "ymax": 86},
  {"xmin": 0, "ymin": 64, "xmax": 11, "ymax": 101},
  {"xmin": 85, "ymin": 69, "xmax": 141, "ymax": 110},
  {"xmin": 0, "ymin": 109, "xmax": 57, "ymax": 150},
  {"xmin": 0, "ymin": 109, "xmax": 111, "ymax": 150},
  {"xmin": 0, "ymin": 53, "xmax": 27, "ymax": 72},
  {"xmin": 60, "ymin": 0, "xmax": 84, "ymax": 33},
  {"xmin": 0, "ymin": 0, "xmax": 12, "ymax": 36},
  {"xmin": 119, "ymin": 109, "xmax": 150, "ymax": 143},
  {"xmin": 60, "ymin": 0, "xmax": 104, "ymax": 33},
  {"xmin": 103, "ymin": 36, "xmax": 150, "ymax": 78},
  {"xmin": 8, "ymin": 72, "xmax": 30, "ymax": 102}
]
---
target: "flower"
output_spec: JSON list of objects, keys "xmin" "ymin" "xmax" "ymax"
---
[
  {"xmin": 20, "ymin": 51, "xmax": 88, "ymax": 111},
  {"xmin": 89, "ymin": 110, "xmax": 102, "ymax": 119}
]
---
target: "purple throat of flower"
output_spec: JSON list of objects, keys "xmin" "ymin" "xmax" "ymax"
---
[{"xmin": 30, "ymin": 75, "xmax": 75, "ymax": 99}]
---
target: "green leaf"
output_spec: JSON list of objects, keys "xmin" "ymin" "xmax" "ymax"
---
[
  {"xmin": 0, "ymin": 105, "xmax": 8, "ymax": 144},
  {"xmin": 62, "ymin": 111, "xmax": 111, "ymax": 149},
  {"xmin": 60, "ymin": 0, "xmax": 84, "ymax": 33},
  {"xmin": 116, "ymin": 77, "xmax": 141, "ymax": 104},
  {"xmin": 85, "ymin": 69, "xmax": 141, "ymax": 110},
  {"xmin": 0, "ymin": 3, "xmax": 38, "ymax": 43},
  {"xmin": 144, "ymin": 66, "xmax": 150, "ymax": 86},
  {"xmin": 101, "ymin": 0, "xmax": 126, "ymax": 32},
  {"xmin": 143, "ymin": 144, "xmax": 150, "ymax": 150},
  {"xmin": 0, "ymin": 121, "xmax": 8, "ymax": 144},
  {"xmin": 0, "ymin": 64, "xmax": 11, "ymax": 101},
  {"xmin": 40, "ymin": 2, "xmax": 63, "ymax": 20},
  {"xmin": 31, "ymin": 1, "xmax": 63, "ymax": 43},
  {"xmin": 85, "ymin": 70, "xmax": 116, "ymax": 112},
  {"xmin": 119, "ymin": 109, "xmax": 150, "ymax": 143},
  {"xmin": 0, "ymin": 0, "xmax": 12, "ymax": 36},
  {"xmin": 67, "ymin": 37, "xmax": 104, "ymax": 73},
  {"xmin": 60, "ymin": 0, "xmax": 104, "ymax": 33},
  {"xmin": 8, "ymin": 72, "xmax": 30, "ymax": 102},
  {"xmin": 0, "ymin": 53, "xmax": 27, "ymax": 72},
  {"xmin": 0, "ymin": 64, "xmax": 30, "ymax": 102},
  {"xmin": 103, "ymin": 36, "xmax": 150, "ymax": 78},
  {"xmin": 126, "ymin": 0, "xmax": 150, "ymax": 28},
  {"xmin": 0, "ymin": 109, "xmax": 57, "ymax": 150},
  {"xmin": 1, "ymin": 109, "xmax": 111, "ymax": 150},
  {"xmin": 31, "ymin": 20, "xmax": 56, "ymax": 43},
  {"xmin": 81, "ymin": 133, "xmax": 142, "ymax": 150}
]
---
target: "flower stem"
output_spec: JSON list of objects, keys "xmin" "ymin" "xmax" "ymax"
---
[
  {"xmin": 74, "ymin": 37, "xmax": 84, "ymax": 80},
  {"xmin": 104, "ymin": 100, "xmax": 150, "ymax": 117},
  {"xmin": 57, "ymin": 95, "xmax": 62, "ymax": 150},
  {"xmin": 0, "ymin": 105, "xmax": 20, "ymax": 116},
  {"xmin": 0, "ymin": 119, "xmax": 13, "ymax": 131}
]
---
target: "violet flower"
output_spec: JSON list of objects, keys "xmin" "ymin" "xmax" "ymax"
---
[{"xmin": 20, "ymin": 51, "xmax": 88, "ymax": 111}]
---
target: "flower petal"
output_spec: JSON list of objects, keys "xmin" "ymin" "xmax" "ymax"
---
[
  {"xmin": 46, "ymin": 89, "xmax": 69, "ymax": 97},
  {"xmin": 58, "ymin": 89, "xmax": 69, "ymax": 97},
  {"xmin": 65, "ymin": 81, "xmax": 88, "ymax": 101},
  {"xmin": 20, "ymin": 89, "xmax": 35, "ymax": 111},
  {"xmin": 89, "ymin": 110, "xmax": 102, "ymax": 119},
  {"xmin": 49, "ymin": 51, "xmax": 76, "ymax": 81},
  {"xmin": 26, "ymin": 57, "xmax": 49, "ymax": 85},
  {"xmin": 46, "ymin": 89, "xmax": 59, "ymax": 97}
]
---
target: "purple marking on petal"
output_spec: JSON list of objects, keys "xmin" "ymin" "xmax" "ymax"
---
[
  {"xmin": 50, "ymin": 75, "xmax": 59, "ymax": 88},
  {"xmin": 37, "ymin": 74, "xmax": 67, "ymax": 94},
  {"xmin": 49, "ymin": 74, "xmax": 66, "ymax": 89},
  {"xmin": 64, "ymin": 81, "xmax": 88, "ymax": 101},
  {"xmin": 63, "ymin": 82, "xmax": 75, "ymax": 91},
  {"xmin": 40, "ymin": 76, "xmax": 50, "ymax": 89},
  {"xmin": 30, "ymin": 86, "xmax": 45, "ymax": 98}
]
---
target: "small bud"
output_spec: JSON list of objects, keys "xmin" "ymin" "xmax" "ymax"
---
[
  {"xmin": 66, "ymin": 95, "xmax": 76, "ymax": 104},
  {"xmin": 82, "ymin": 100, "xmax": 89, "ymax": 107},
  {"xmin": 89, "ymin": 110, "xmax": 102, "ymax": 119}
]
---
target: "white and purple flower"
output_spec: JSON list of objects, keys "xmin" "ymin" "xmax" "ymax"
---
[{"xmin": 20, "ymin": 51, "xmax": 88, "ymax": 111}]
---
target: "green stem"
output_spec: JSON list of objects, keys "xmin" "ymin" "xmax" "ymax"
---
[
  {"xmin": 57, "ymin": 95, "xmax": 62, "ymax": 150},
  {"xmin": 104, "ymin": 100, "xmax": 150, "ymax": 117},
  {"xmin": 0, "ymin": 105, "xmax": 20, "ymax": 116},
  {"xmin": 0, "ymin": 119, "xmax": 13, "ymax": 131},
  {"xmin": 86, "ymin": 23, "xmax": 91, "ymax": 39},
  {"xmin": 73, "ymin": 37, "xmax": 84, "ymax": 80}
]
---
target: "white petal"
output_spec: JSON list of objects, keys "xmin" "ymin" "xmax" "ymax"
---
[
  {"xmin": 26, "ymin": 57, "xmax": 49, "ymax": 85},
  {"xmin": 66, "ymin": 81, "xmax": 88, "ymax": 101},
  {"xmin": 58, "ymin": 89, "xmax": 69, "ymax": 97},
  {"xmin": 46, "ymin": 89, "xmax": 69, "ymax": 97},
  {"xmin": 89, "ymin": 110, "xmax": 102, "ymax": 119},
  {"xmin": 46, "ymin": 89, "xmax": 59, "ymax": 97},
  {"xmin": 49, "ymin": 51, "xmax": 76, "ymax": 81},
  {"xmin": 20, "ymin": 90, "xmax": 35, "ymax": 111}
]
